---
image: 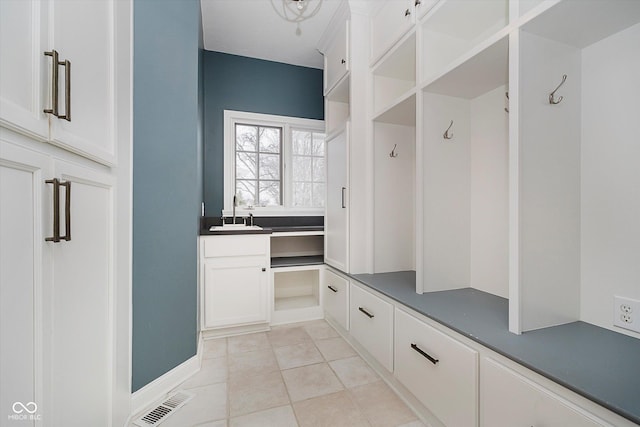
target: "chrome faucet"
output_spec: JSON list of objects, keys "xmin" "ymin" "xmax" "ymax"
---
[{"xmin": 232, "ymin": 195, "xmax": 237, "ymax": 225}]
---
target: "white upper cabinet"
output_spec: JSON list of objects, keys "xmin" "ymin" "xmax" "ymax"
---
[
  {"xmin": 324, "ymin": 19, "xmax": 349, "ymax": 94},
  {"xmin": 370, "ymin": 0, "xmax": 415, "ymax": 64},
  {"xmin": 415, "ymin": 0, "xmax": 440, "ymax": 19},
  {"xmin": 48, "ymin": 0, "xmax": 116, "ymax": 165},
  {"xmin": 0, "ymin": 0, "xmax": 50, "ymax": 141},
  {"xmin": 0, "ymin": 0, "xmax": 118, "ymax": 166}
]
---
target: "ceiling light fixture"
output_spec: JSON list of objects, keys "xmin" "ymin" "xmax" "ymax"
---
[{"xmin": 270, "ymin": 0, "xmax": 323, "ymax": 36}]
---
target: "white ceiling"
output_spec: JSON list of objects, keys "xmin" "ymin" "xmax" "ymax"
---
[{"xmin": 200, "ymin": 0, "xmax": 344, "ymax": 69}]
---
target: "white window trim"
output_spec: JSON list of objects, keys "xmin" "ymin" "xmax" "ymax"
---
[{"xmin": 223, "ymin": 110, "xmax": 325, "ymax": 217}]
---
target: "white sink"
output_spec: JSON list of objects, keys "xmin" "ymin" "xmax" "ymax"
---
[{"xmin": 209, "ymin": 224, "xmax": 263, "ymax": 231}]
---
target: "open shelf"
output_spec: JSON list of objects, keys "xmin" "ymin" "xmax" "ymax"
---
[
  {"xmin": 373, "ymin": 91, "xmax": 416, "ymax": 126},
  {"xmin": 275, "ymin": 295, "xmax": 319, "ymax": 311},
  {"xmin": 326, "ymin": 74, "xmax": 350, "ymax": 136},
  {"xmin": 271, "ymin": 255, "xmax": 324, "ymax": 268},
  {"xmin": 421, "ymin": 0, "xmax": 509, "ymax": 83},
  {"xmin": 373, "ymin": 32, "xmax": 416, "ymax": 115},
  {"xmin": 422, "ymin": 36, "xmax": 508, "ymax": 99}
]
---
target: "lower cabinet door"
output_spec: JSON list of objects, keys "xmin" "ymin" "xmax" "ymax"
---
[
  {"xmin": 349, "ymin": 283, "xmax": 393, "ymax": 371},
  {"xmin": 323, "ymin": 268, "xmax": 349, "ymax": 330},
  {"xmin": 203, "ymin": 258, "xmax": 268, "ymax": 328},
  {"xmin": 481, "ymin": 357, "xmax": 607, "ymax": 427},
  {"xmin": 395, "ymin": 308, "xmax": 478, "ymax": 427}
]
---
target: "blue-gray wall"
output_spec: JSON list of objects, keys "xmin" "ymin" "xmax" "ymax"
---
[
  {"xmin": 202, "ymin": 52, "xmax": 324, "ymax": 216},
  {"xmin": 133, "ymin": 0, "xmax": 202, "ymax": 392}
]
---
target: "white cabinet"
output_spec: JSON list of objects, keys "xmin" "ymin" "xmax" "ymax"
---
[
  {"xmin": 324, "ymin": 124, "xmax": 349, "ymax": 272},
  {"xmin": 415, "ymin": 0, "xmax": 440, "ymax": 19},
  {"xmin": 0, "ymin": 133, "xmax": 123, "ymax": 426},
  {"xmin": 395, "ymin": 308, "xmax": 478, "ymax": 427},
  {"xmin": 201, "ymin": 235, "xmax": 270, "ymax": 330},
  {"xmin": 370, "ymin": 0, "xmax": 415, "ymax": 63},
  {"xmin": 0, "ymin": 138, "xmax": 49, "ymax": 426},
  {"xmin": 481, "ymin": 357, "xmax": 608, "ymax": 427},
  {"xmin": 349, "ymin": 282, "xmax": 394, "ymax": 371},
  {"xmin": 0, "ymin": 0, "xmax": 49, "ymax": 140},
  {"xmin": 324, "ymin": 19, "xmax": 349, "ymax": 94},
  {"xmin": 49, "ymin": 159, "xmax": 115, "ymax": 426},
  {"xmin": 323, "ymin": 267, "xmax": 349, "ymax": 330},
  {"xmin": 48, "ymin": 0, "xmax": 117, "ymax": 165},
  {"xmin": 0, "ymin": 0, "xmax": 130, "ymax": 423},
  {"xmin": 0, "ymin": 0, "xmax": 119, "ymax": 165}
]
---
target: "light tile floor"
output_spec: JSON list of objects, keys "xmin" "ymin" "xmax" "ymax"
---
[{"xmin": 133, "ymin": 320, "xmax": 425, "ymax": 427}]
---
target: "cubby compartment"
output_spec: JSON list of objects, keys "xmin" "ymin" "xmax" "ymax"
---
[
  {"xmin": 270, "ymin": 233, "xmax": 325, "ymax": 324},
  {"xmin": 273, "ymin": 268, "xmax": 321, "ymax": 310},
  {"xmin": 325, "ymin": 77, "xmax": 350, "ymax": 137},
  {"xmin": 372, "ymin": 32, "xmax": 416, "ymax": 116},
  {"xmin": 421, "ymin": 36, "xmax": 509, "ymax": 296},
  {"xmin": 373, "ymin": 117, "xmax": 416, "ymax": 273},
  {"xmin": 420, "ymin": 0, "xmax": 509, "ymax": 84},
  {"xmin": 513, "ymin": 0, "xmax": 640, "ymax": 334}
]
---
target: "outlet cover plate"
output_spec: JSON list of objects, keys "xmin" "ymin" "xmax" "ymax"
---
[{"xmin": 613, "ymin": 296, "xmax": 640, "ymax": 333}]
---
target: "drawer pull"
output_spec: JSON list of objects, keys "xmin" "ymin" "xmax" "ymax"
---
[
  {"xmin": 411, "ymin": 343, "xmax": 439, "ymax": 365},
  {"xmin": 358, "ymin": 307, "xmax": 374, "ymax": 318},
  {"xmin": 328, "ymin": 285, "xmax": 338, "ymax": 293}
]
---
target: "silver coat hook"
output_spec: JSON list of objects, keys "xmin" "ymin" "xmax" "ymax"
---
[
  {"xmin": 549, "ymin": 74, "xmax": 567, "ymax": 104},
  {"xmin": 389, "ymin": 144, "xmax": 398, "ymax": 158},
  {"xmin": 443, "ymin": 120, "xmax": 454, "ymax": 140}
]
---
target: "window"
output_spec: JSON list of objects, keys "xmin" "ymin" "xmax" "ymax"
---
[
  {"xmin": 292, "ymin": 130, "xmax": 325, "ymax": 208},
  {"xmin": 235, "ymin": 124, "xmax": 282, "ymax": 207},
  {"xmin": 224, "ymin": 110, "xmax": 325, "ymax": 215}
]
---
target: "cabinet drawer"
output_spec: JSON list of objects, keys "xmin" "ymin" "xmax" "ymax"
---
[
  {"xmin": 323, "ymin": 268, "xmax": 349, "ymax": 330},
  {"xmin": 481, "ymin": 357, "xmax": 608, "ymax": 427},
  {"xmin": 395, "ymin": 308, "xmax": 478, "ymax": 427},
  {"xmin": 202, "ymin": 235, "xmax": 268, "ymax": 258},
  {"xmin": 349, "ymin": 282, "xmax": 394, "ymax": 371}
]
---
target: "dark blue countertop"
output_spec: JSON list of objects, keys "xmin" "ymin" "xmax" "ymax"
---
[{"xmin": 350, "ymin": 271, "xmax": 640, "ymax": 425}]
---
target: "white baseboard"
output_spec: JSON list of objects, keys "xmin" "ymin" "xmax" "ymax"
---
[{"xmin": 130, "ymin": 335, "xmax": 203, "ymax": 419}]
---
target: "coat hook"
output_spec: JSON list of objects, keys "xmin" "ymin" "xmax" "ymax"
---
[
  {"xmin": 504, "ymin": 92, "xmax": 509, "ymax": 113},
  {"xmin": 389, "ymin": 143, "xmax": 398, "ymax": 158},
  {"xmin": 549, "ymin": 74, "xmax": 567, "ymax": 104},
  {"xmin": 443, "ymin": 120, "xmax": 454, "ymax": 140}
]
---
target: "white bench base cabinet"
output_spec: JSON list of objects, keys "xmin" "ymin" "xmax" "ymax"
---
[
  {"xmin": 349, "ymin": 281, "xmax": 394, "ymax": 372},
  {"xmin": 395, "ymin": 308, "xmax": 478, "ymax": 427},
  {"xmin": 323, "ymin": 267, "xmax": 350, "ymax": 330}
]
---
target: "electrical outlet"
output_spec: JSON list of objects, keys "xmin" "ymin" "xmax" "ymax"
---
[{"xmin": 613, "ymin": 296, "xmax": 640, "ymax": 333}]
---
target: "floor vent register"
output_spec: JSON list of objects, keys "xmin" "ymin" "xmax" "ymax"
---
[{"xmin": 133, "ymin": 391, "xmax": 194, "ymax": 426}]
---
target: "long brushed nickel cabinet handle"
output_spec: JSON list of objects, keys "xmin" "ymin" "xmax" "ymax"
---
[
  {"xmin": 43, "ymin": 50, "xmax": 59, "ymax": 117},
  {"xmin": 45, "ymin": 178, "xmax": 61, "ymax": 242},
  {"xmin": 60, "ymin": 180, "xmax": 71, "ymax": 241},
  {"xmin": 57, "ymin": 59, "xmax": 71, "ymax": 121}
]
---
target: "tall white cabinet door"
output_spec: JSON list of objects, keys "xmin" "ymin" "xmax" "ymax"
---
[
  {"xmin": 49, "ymin": 0, "xmax": 116, "ymax": 166},
  {"xmin": 0, "ymin": 0, "xmax": 49, "ymax": 140},
  {"xmin": 325, "ymin": 125, "xmax": 349, "ymax": 272},
  {"xmin": 0, "ymin": 138, "xmax": 49, "ymax": 426},
  {"xmin": 49, "ymin": 160, "xmax": 113, "ymax": 427}
]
